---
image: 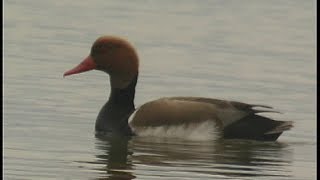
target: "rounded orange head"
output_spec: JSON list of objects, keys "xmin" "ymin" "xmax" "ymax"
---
[{"xmin": 64, "ymin": 36, "xmax": 139, "ymax": 89}]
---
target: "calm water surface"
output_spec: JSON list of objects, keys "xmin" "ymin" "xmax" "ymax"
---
[{"xmin": 4, "ymin": 0, "xmax": 316, "ymax": 179}]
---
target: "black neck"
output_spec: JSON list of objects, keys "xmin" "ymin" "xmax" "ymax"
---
[
  {"xmin": 108, "ymin": 78, "xmax": 137, "ymax": 107},
  {"xmin": 95, "ymin": 74, "xmax": 138, "ymax": 135}
]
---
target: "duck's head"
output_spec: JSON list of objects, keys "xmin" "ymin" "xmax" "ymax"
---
[{"xmin": 64, "ymin": 36, "xmax": 139, "ymax": 89}]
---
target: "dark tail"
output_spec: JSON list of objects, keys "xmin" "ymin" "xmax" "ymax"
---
[{"xmin": 223, "ymin": 114, "xmax": 293, "ymax": 141}]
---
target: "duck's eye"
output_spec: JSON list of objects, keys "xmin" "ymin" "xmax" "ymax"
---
[
  {"xmin": 91, "ymin": 44, "xmax": 121, "ymax": 56},
  {"xmin": 91, "ymin": 44, "xmax": 106, "ymax": 55}
]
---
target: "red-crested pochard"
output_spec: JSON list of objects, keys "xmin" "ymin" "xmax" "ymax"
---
[{"xmin": 64, "ymin": 36, "xmax": 293, "ymax": 141}]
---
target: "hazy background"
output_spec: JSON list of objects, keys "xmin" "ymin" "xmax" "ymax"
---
[{"xmin": 4, "ymin": 0, "xmax": 316, "ymax": 179}]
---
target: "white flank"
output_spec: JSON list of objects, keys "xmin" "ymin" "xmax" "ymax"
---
[
  {"xmin": 130, "ymin": 120, "xmax": 219, "ymax": 141},
  {"xmin": 128, "ymin": 108, "xmax": 138, "ymax": 124}
]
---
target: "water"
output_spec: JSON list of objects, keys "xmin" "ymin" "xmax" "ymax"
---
[{"xmin": 4, "ymin": 0, "xmax": 316, "ymax": 179}]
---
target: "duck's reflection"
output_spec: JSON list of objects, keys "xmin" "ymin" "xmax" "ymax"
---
[
  {"xmin": 208, "ymin": 139, "xmax": 292, "ymax": 177},
  {"xmin": 94, "ymin": 134, "xmax": 135, "ymax": 179},
  {"xmin": 93, "ymin": 134, "xmax": 293, "ymax": 179},
  {"xmin": 129, "ymin": 138, "xmax": 293, "ymax": 178}
]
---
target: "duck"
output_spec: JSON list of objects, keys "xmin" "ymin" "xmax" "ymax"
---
[{"xmin": 64, "ymin": 36, "xmax": 293, "ymax": 141}]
